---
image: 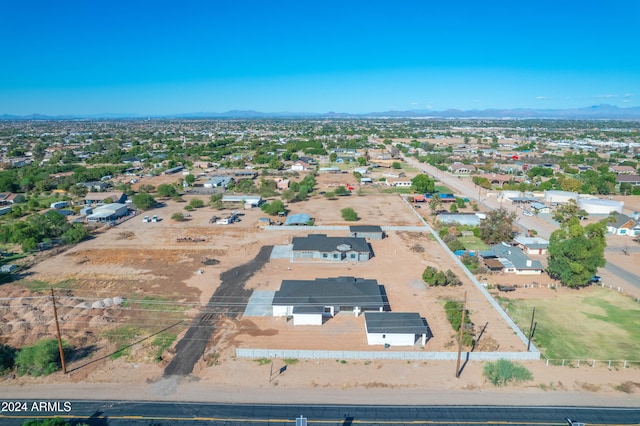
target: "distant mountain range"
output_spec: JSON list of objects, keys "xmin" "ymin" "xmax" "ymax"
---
[{"xmin": 2, "ymin": 104, "xmax": 640, "ymax": 120}]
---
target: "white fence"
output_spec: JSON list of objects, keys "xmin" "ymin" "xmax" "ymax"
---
[
  {"xmin": 544, "ymin": 358, "xmax": 640, "ymax": 369},
  {"xmin": 236, "ymin": 348, "xmax": 541, "ymax": 362}
]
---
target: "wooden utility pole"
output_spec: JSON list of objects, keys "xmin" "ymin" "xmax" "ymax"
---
[
  {"xmin": 527, "ymin": 307, "xmax": 536, "ymax": 351},
  {"xmin": 51, "ymin": 288, "xmax": 67, "ymax": 374},
  {"xmin": 455, "ymin": 291, "xmax": 467, "ymax": 378}
]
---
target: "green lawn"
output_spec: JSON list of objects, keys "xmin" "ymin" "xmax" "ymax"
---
[
  {"xmin": 434, "ymin": 185, "xmax": 453, "ymax": 194},
  {"xmin": 460, "ymin": 236, "xmax": 489, "ymax": 251},
  {"xmin": 501, "ymin": 288, "xmax": 640, "ymax": 362}
]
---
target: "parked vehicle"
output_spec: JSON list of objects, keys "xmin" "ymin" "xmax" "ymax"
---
[
  {"xmin": 142, "ymin": 215, "xmax": 149, "ymax": 223},
  {"xmin": 152, "ymin": 215, "xmax": 158, "ymax": 222},
  {"xmin": 217, "ymin": 218, "xmax": 230, "ymax": 225},
  {"xmin": 523, "ymin": 210, "xmax": 534, "ymax": 217}
]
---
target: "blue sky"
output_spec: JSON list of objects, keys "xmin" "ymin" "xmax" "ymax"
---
[{"xmin": 2, "ymin": 0, "xmax": 639, "ymax": 115}]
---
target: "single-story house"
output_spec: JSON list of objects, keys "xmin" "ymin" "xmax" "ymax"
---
[
  {"xmin": 291, "ymin": 160, "xmax": 311, "ymax": 171},
  {"xmin": 530, "ymin": 202, "xmax": 551, "ymax": 214},
  {"xmin": 0, "ymin": 193, "xmax": 19, "ymax": 205},
  {"xmin": 349, "ymin": 225, "xmax": 385, "ymax": 240},
  {"xmin": 203, "ymin": 176, "xmax": 233, "ymax": 188},
  {"xmin": 385, "ymin": 178, "xmax": 412, "ymax": 187},
  {"xmin": 79, "ymin": 181, "xmax": 110, "ymax": 192},
  {"xmin": 360, "ymin": 177, "xmax": 373, "ymax": 185},
  {"xmin": 84, "ymin": 192, "xmax": 126, "ymax": 205},
  {"xmin": 272, "ymin": 277, "xmax": 385, "ymax": 325},
  {"xmin": 364, "ymin": 312, "xmax": 429, "ymax": 346},
  {"xmin": 285, "ymin": 213, "xmax": 312, "ymax": 226},
  {"xmin": 513, "ymin": 236, "xmax": 550, "ymax": 255},
  {"xmin": 610, "ymin": 165, "xmax": 636, "ymax": 174},
  {"xmin": 291, "ymin": 234, "xmax": 372, "ymax": 262},
  {"xmin": 481, "ymin": 243, "xmax": 544, "ymax": 275},
  {"xmin": 606, "ymin": 213, "xmax": 639, "ymax": 236},
  {"xmin": 234, "ymin": 170, "xmax": 258, "ymax": 180},
  {"xmin": 616, "ymin": 175, "xmax": 640, "ymax": 185},
  {"xmin": 221, "ymin": 195, "xmax": 262, "ymax": 208},
  {"xmin": 86, "ymin": 203, "xmax": 130, "ymax": 223},
  {"xmin": 447, "ymin": 162, "xmax": 475, "ymax": 174}
]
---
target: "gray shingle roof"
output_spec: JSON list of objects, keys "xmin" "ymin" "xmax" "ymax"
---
[
  {"xmin": 292, "ymin": 234, "xmax": 371, "ymax": 254},
  {"xmin": 272, "ymin": 277, "xmax": 383, "ymax": 308},
  {"xmin": 489, "ymin": 243, "xmax": 543, "ymax": 270},
  {"xmin": 364, "ymin": 312, "xmax": 428, "ymax": 334},
  {"xmin": 349, "ymin": 225, "xmax": 383, "ymax": 233}
]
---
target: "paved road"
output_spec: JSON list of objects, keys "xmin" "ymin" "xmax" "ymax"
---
[
  {"xmin": 163, "ymin": 245, "xmax": 273, "ymax": 376},
  {"xmin": 403, "ymin": 155, "xmax": 640, "ymax": 294},
  {"xmin": 1, "ymin": 400, "xmax": 638, "ymax": 425}
]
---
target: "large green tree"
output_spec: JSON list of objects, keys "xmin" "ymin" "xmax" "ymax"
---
[
  {"xmin": 411, "ymin": 174, "xmax": 435, "ymax": 194},
  {"xmin": 260, "ymin": 200, "xmax": 285, "ymax": 215},
  {"xmin": 547, "ymin": 218, "xmax": 607, "ymax": 288},
  {"xmin": 479, "ymin": 208, "xmax": 516, "ymax": 244},
  {"xmin": 132, "ymin": 193, "xmax": 157, "ymax": 210}
]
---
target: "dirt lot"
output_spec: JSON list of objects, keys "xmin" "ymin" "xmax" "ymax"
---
[{"xmin": 1, "ymin": 192, "xmax": 639, "ymax": 404}]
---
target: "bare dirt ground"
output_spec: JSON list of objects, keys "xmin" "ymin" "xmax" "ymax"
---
[{"xmin": 1, "ymin": 192, "xmax": 639, "ymax": 406}]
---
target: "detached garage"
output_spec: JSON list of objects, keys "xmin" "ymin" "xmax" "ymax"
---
[
  {"xmin": 349, "ymin": 225, "xmax": 385, "ymax": 240},
  {"xmin": 364, "ymin": 312, "xmax": 429, "ymax": 346}
]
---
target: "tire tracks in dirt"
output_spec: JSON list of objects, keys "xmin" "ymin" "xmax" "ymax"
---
[{"xmin": 163, "ymin": 245, "xmax": 273, "ymax": 376}]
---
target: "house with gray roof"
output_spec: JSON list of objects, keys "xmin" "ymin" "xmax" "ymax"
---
[
  {"xmin": 203, "ymin": 176, "xmax": 233, "ymax": 189},
  {"xmin": 364, "ymin": 312, "xmax": 430, "ymax": 346},
  {"xmin": 291, "ymin": 234, "xmax": 372, "ymax": 262},
  {"xmin": 271, "ymin": 277, "xmax": 385, "ymax": 325},
  {"xmin": 530, "ymin": 202, "xmax": 551, "ymax": 214},
  {"xmin": 481, "ymin": 243, "xmax": 544, "ymax": 275},
  {"xmin": 606, "ymin": 213, "xmax": 640, "ymax": 236},
  {"xmin": 513, "ymin": 236, "xmax": 550, "ymax": 255}
]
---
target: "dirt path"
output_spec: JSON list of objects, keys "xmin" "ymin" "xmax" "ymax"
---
[{"xmin": 163, "ymin": 246, "xmax": 273, "ymax": 376}]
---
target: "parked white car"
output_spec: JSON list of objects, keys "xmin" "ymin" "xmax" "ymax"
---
[
  {"xmin": 142, "ymin": 215, "xmax": 150, "ymax": 223},
  {"xmin": 152, "ymin": 215, "xmax": 158, "ymax": 222},
  {"xmin": 523, "ymin": 210, "xmax": 534, "ymax": 217}
]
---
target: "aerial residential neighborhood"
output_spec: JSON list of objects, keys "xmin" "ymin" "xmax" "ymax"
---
[{"xmin": 0, "ymin": 117, "xmax": 639, "ymax": 422}]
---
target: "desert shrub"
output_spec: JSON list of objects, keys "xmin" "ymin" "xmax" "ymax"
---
[
  {"xmin": 422, "ymin": 267, "xmax": 462, "ymax": 287},
  {"xmin": 171, "ymin": 213, "xmax": 185, "ymax": 221},
  {"xmin": 187, "ymin": 198, "xmax": 205, "ymax": 209},
  {"xmin": 15, "ymin": 339, "xmax": 65, "ymax": 377},
  {"xmin": 341, "ymin": 208, "xmax": 359, "ymax": 221},
  {"xmin": 483, "ymin": 359, "xmax": 533, "ymax": 386}
]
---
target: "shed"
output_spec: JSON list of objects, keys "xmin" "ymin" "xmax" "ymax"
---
[
  {"xmin": 364, "ymin": 312, "xmax": 429, "ymax": 346},
  {"xmin": 349, "ymin": 225, "xmax": 385, "ymax": 240},
  {"xmin": 285, "ymin": 213, "xmax": 311, "ymax": 226}
]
